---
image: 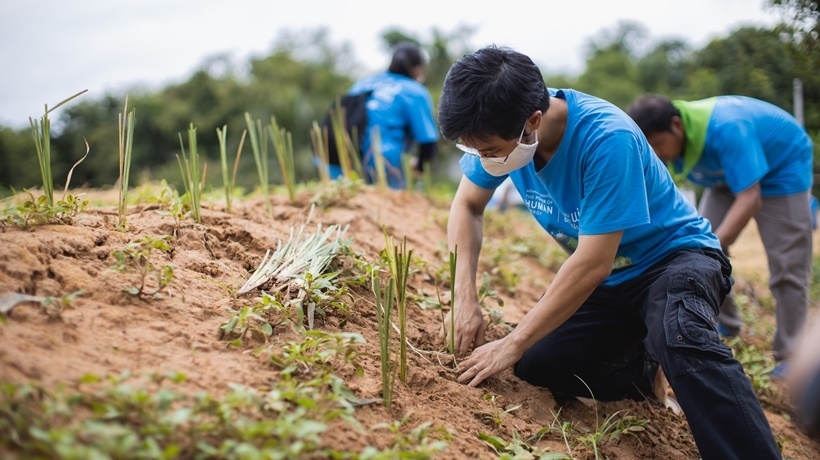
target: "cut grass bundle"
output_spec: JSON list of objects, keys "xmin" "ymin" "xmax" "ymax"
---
[
  {"xmin": 372, "ymin": 269, "xmax": 396, "ymax": 408},
  {"xmin": 237, "ymin": 211, "xmax": 349, "ymax": 329},
  {"xmin": 176, "ymin": 123, "xmax": 206, "ymax": 224},
  {"xmin": 238, "ymin": 207, "xmax": 349, "ymax": 295},
  {"xmin": 216, "ymin": 125, "xmax": 246, "ymax": 213},
  {"xmin": 245, "ymin": 113, "xmax": 271, "ymax": 217},
  {"xmin": 381, "ymin": 229, "xmax": 412, "ymax": 383},
  {"xmin": 117, "ymin": 96, "xmax": 135, "ymax": 229},
  {"xmin": 269, "ymin": 116, "xmax": 296, "ymax": 202},
  {"xmin": 29, "ymin": 89, "xmax": 88, "ymax": 207}
]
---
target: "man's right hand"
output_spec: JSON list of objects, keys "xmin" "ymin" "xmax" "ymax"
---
[{"xmin": 443, "ymin": 303, "xmax": 486, "ymax": 356}]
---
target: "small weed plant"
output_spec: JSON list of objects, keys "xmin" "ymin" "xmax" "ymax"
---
[
  {"xmin": 111, "ymin": 235, "xmax": 175, "ymax": 298},
  {"xmin": 1, "ymin": 189, "xmax": 88, "ymax": 227}
]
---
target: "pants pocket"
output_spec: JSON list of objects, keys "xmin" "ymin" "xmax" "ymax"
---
[{"xmin": 663, "ymin": 270, "xmax": 733, "ymax": 376}]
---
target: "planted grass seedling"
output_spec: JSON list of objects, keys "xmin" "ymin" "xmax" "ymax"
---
[
  {"xmin": 371, "ymin": 127, "xmax": 388, "ymax": 189},
  {"xmin": 327, "ymin": 101, "xmax": 364, "ymax": 181},
  {"xmin": 445, "ymin": 245, "xmax": 457, "ymax": 354},
  {"xmin": 117, "ymin": 96, "xmax": 135, "ymax": 229},
  {"xmin": 269, "ymin": 116, "xmax": 296, "ymax": 202},
  {"xmin": 372, "ymin": 266, "xmax": 396, "ymax": 407},
  {"xmin": 216, "ymin": 125, "xmax": 246, "ymax": 213},
  {"xmin": 309, "ymin": 120, "xmax": 331, "ymax": 185},
  {"xmin": 28, "ymin": 89, "xmax": 87, "ymax": 208},
  {"xmin": 381, "ymin": 229, "xmax": 412, "ymax": 383},
  {"xmin": 245, "ymin": 112, "xmax": 272, "ymax": 217},
  {"xmin": 111, "ymin": 235, "xmax": 175, "ymax": 298},
  {"xmin": 176, "ymin": 123, "xmax": 205, "ymax": 224}
]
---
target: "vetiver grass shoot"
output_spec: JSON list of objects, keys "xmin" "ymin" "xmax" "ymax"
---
[
  {"xmin": 29, "ymin": 89, "xmax": 88, "ymax": 207},
  {"xmin": 371, "ymin": 127, "xmax": 388, "ymax": 189},
  {"xmin": 216, "ymin": 125, "xmax": 246, "ymax": 213},
  {"xmin": 448, "ymin": 245, "xmax": 457, "ymax": 354},
  {"xmin": 382, "ymin": 229, "xmax": 411, "ymax": 383},
  {"xmin": 309, "ymin": 121, "xmax": 331, "ymax": 185},
  {"xmin": 176, "ymin": 123, "xmax": 205, "ymax": 224},
  {"xmin": 117, "ymin": 96, "xmax": 135, "ymax": 229},
  {"xmin": 401, "ymin": 154, "xmax": 413, "ymax": 191},
  {"xmin": 269, "ymin": 116, "xmax": 296, "ymax": 202},
  {"xmin": 328, "ymin": 101, "xmax": 364, "ymax": 181},
  {"xmin": 372, "ymin": 267, "xmax": 396, "ymax": 408},
  {"xmin": 245, "ymin": 112, "xmax": 271, "ymax": 217}
]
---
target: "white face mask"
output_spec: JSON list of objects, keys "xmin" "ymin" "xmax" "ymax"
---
[{"xmin": 480, "ymin": 125, "xmax": 539, "ymax": 177}]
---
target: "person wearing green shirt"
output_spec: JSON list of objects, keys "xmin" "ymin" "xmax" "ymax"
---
[{"xmin": 627, "ymin": 94, "xmax": 814, "ymax": 379}]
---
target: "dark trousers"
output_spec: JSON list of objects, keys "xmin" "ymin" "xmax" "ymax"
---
[{"xmin": 514, "ymin": 249, "xmax": 781, "ymax": 460}]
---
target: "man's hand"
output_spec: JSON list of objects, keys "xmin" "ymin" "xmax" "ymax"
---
[
  {"xmin": 457, "ymin": 336, "xmax": 524, "ymax": 387},
  {"xmin": 443, "ymin": 303, "xmax": 486, "ymax": 356}
]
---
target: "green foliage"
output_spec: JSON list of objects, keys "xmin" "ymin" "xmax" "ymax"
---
[
  {"xmin": 725, "ymin": 336, "xmax": 779, "ymax": 401},
  {"xmin": 810, "ymin": 253, "xmax": 820, "ymax": 302},
  {"xmin": 1, "ymin": 362, "xmax": 447, "ymax": 460},
  {"xmin": 111, "ymin": 235, "xmax": 175, "ymax": 298},
  {"xmin": 0, "ymin": 190, "xmax": 87, "ymax": 228},
  {"xmin": 149, "ymin": 180, "xmax": 190, "ymax": 231},
  {"xmin": 40, "ymin": 290, "xmax": 85, "ymax": 319}
]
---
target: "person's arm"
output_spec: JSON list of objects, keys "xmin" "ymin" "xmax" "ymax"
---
[
  {"xmin": 446, "ymin": 175, "xmax": 494, "ymax": 356},
  {"xmin": 713, "ymin": 183, "xmax": 761, "ymax": 252},
  {"xmin": 457, "ymin": 230, "xmax": 623, "ymax": 387}
]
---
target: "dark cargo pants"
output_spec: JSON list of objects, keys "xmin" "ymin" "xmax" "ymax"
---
[{"xmin": 513, "ymin": 248, "xmax": 780, "ymax": 460}]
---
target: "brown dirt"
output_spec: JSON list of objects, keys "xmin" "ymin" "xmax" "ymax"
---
[{"xmin": 1, "ymin": 184, "xmax": 818, "ymax": 459}]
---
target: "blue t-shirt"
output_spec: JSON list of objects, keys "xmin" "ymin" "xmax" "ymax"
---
[
  {"xmin": 461, "ymin": 89, "xmax": 720, "ymax": 286},
  {"xmin": 348, "ymin": 71, "xmax": 439, "ymax": 170},
  {"xmin": 680, "ymin": 96, "xmax": 813, "ymax": 195}
]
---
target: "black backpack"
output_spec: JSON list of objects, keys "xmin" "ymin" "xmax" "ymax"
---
[{"xmin": 320, "ymin": 90, "xmax": 373, "ymax": 165}]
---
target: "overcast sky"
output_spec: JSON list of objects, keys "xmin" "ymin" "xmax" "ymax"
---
[{"xmin": 1, "ymin": 0, "xmax": 782, "ymax": 129}]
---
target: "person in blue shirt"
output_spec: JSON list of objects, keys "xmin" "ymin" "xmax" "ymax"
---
[
  {"xmin": 328, "ymin": 41, "xmax": 439, "ymax": 189},
  {"xmin": 627, "ymin": 94, "xmax": 814, "ymax": 378},
  {"xmin": 439, "ymin": 45, "xmax": 780, "ymax": 459}
]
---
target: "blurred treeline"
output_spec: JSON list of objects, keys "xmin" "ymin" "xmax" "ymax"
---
[{"xmin": 1, "ymin": 0, "xmax": 818, "ymax": 197}]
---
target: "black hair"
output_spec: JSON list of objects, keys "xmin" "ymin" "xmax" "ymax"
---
[
  {"xmin": 437, "ymin": 45, "xmax": 550, "ymax": 143},
  {"xmin": 626, "ymin": 94, "xmax": 681, "ymax": 137},
  {"xmin": 388, "ymin": 41, "xmax": 425, "ymax": 78}
]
